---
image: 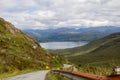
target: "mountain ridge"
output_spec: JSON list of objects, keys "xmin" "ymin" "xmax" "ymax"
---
[
  {"xmin": 23, "ymin": 26, "xmax": 120, "ymax": 42},
  {"xmin": 51, "ymin": 32, "xmax": 120, "ymax": 66}
]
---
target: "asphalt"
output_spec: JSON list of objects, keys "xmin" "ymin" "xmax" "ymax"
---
[{"xmin": 4, "ymin": 70, "xmax": 49, "ymax": 80}]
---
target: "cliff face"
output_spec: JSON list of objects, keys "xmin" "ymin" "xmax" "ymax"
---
[{"xmin": 0, "ymin": 17, "xmax": 63, "ymax": 74}]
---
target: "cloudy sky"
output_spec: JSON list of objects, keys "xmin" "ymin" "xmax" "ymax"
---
[{"xmin": 0, "ymin": 0, "xmax": 120, "ymax": 29}]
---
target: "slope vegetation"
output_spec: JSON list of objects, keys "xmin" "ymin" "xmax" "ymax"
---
[
  {"xmin": 0, "ymin": 17, "xmax": 64, "ymax": 76},
  {"xmin": 51, "ymin": 32, "xmax": 120, "ymax": 66}
]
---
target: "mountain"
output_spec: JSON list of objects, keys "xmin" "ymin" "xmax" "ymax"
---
[
  {"xmin": 0, "ymin": 17, "xmax": 64, "ymax": 76},
  {"xmin": 23, "ymin": 27, "xmax": 120, "ymax": 42},
  {"xmin": 51, "ymin": 32, "xmax": 120, "ymax": 66}
]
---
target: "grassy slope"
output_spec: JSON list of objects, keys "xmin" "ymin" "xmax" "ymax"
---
[
  {"xmin": 0, "ymin": 17, "xmax": 65, "ymax": 78},
  {"xmin": 51, "ymin": 32, "xmax": 120, "ymax": 66}
]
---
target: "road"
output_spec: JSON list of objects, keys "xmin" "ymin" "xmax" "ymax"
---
[{"xmin": 4, "ymin": 70, "xmax": 49, "ymax": 80}]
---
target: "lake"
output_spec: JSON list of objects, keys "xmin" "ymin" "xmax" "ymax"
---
[{"xmin": 40, "ymin": 41, "xmax": 88, "ymax": 50}]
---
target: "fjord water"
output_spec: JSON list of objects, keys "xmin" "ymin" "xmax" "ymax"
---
[{"xmin": 40, "ymin": 41, "xmax": 88, "ymax": 50}]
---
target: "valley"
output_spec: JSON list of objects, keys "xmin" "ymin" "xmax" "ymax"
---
[
  {"xmin": 1, "ymin": 0, "xmax": 120, "ymax": 80},
  {"xmin": 0, "ymin": 16, "xmax": 120, "ymax": 80},
  {"xmin": 51, "ymin": 32, "xmax": 120, "ymax": 67}
]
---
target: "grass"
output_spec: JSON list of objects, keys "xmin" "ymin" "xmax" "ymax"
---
[
  {"xmin": 47, "ymin": 32, "xmax": 120, "ymax": 79},
  {"xmin": 51, "ymin": 32, "xmax": 120, "ymax": 66},
  {"xmin": 78, "ymin": 66, "xmax": 112, "ymax": 76},
  {"xmin": 0, "ymin": 17, "xmax": 67, "ymax": 78},
  {"xmin": 46, "ymin": 65, "xmax": 113, "ymax": 80},
  {"xmin": 0, "ymin": 69, "xmax": 36, "ymax": 79}
]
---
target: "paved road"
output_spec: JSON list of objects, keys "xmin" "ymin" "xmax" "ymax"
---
[{"xmin": 5, "ymin": 70, "xmax": 49, "ymax": 80}]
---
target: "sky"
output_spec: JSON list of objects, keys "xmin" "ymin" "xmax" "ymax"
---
[{"xmin": 0, "ymin": 0, "xmax": 120, "ymax": 29}]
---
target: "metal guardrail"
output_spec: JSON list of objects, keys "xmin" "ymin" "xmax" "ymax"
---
[{"xmin": 52, "ymin": 70, "xmax": 120, "ymax": 80}]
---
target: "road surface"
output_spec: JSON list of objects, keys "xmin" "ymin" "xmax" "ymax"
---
[{"xmin": 5, "ymin": 70, "xmax": 49, "ymax": 80}]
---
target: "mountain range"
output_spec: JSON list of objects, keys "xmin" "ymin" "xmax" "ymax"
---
[{"xmin": 23, "ymin": 26, "xmax": 120, "ymax": 42}]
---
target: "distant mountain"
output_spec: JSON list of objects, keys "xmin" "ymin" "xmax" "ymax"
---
[
  {"xmin": 23, "ymin": 26, "xmax": 120, "ymax": 42},
  {"xmin": 0, "ymin": 17, "xmax": 64, "ymax": 76},
  {"xmin": 51, "ymin": 32, "xmax": 120, "ymax": 66}
]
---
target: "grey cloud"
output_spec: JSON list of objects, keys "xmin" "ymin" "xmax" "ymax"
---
[{"xmin": 0, "ymin": 0, "xmax": 120, "ymax": 29}]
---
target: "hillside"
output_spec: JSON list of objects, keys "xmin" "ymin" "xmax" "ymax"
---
[
  {"xmin": 23, "ymin": 27, "xmax": 120, "ymax": 42},
  {"xmin": 0, "ymin": 17, "xmax": 64, "ymax": 76},
  {"xmin": 51, "ymin": 32, "xmax": 120, "ymax": 66}
]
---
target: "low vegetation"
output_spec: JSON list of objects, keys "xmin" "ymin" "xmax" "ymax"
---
[
  {"xmin": 0, "ymin": 17, "xmax": 66, "ymax": 79},
  {"xmin": 49, "ymin": 32, "xmax": 120, "ymax": 79},
  {"xmin": 1, "ymin": 17, "xmax": 120, "ymax": 80},
  {"xmin": 51, "ymin": 32, "xmax": 120, "ymax": 66},
  {"xmin": 46, "ymin": 65, "xmax": 113, "ymax": 80}
]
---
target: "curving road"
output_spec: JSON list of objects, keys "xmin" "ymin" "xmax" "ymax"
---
[{"xmin": 4, "ymin": 70, "xmax": 49, "ymax": 80}]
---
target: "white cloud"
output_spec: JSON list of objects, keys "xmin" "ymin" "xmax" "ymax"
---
[{"xmin": 0, "ymin": 0, "xmax": 120, "ymax": 29}]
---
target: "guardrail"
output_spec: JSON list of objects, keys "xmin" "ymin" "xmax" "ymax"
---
[{"xmin": 52, "ymin": 70, "xmax": 120, "ymax": 80}]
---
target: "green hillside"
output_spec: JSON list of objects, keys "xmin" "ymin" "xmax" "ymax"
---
[
  {"xmin": 51, "ymin": 32, "xmax": 120, "ymax": 66},
  {"xmin": 0, "ymin": 17, "xmax": 65, "ymax": 77}
]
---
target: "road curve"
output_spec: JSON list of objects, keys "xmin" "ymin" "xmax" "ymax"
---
[{"xmin": 4, "ymin": 70, "xmax": 49, "ymax": 80}]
